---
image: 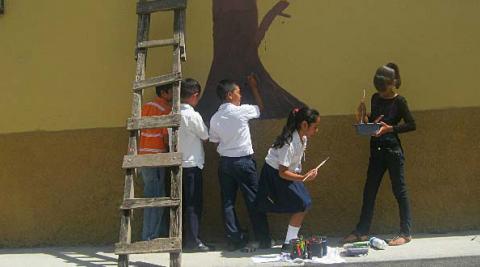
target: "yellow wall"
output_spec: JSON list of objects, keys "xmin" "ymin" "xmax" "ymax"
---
[
  {"xmin": 0, "ymin": 0, "xmax": 212, "ymax": 133},
  {"xmin": 258, "ymin": 0, "xmax": 480, "ymax": 114},
  {"xmin": 0, "ymin": 0, "xmax": 479, "ymax": 247},
  {"xmin": 1, "ymin": 0, "xmax": 480, "ymax": 133}
]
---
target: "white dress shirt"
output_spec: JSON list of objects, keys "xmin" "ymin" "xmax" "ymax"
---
[
  {"xmin": 178, "ymin": 104, "xmax": 209, "ymax": 169},
  {"xmin": 209, "ymin": 103, "xmax": 260, "ymax": 157},
  {"xmin": 265, "ymin": 130, "xmax": 307, "ymax": 173}
]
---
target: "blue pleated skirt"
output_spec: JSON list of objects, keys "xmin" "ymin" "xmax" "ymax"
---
[{"xmin": 257, "ymin": 163, "xmax": 312, "ymax": 213}]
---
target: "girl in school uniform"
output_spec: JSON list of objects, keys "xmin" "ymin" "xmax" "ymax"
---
[
  {"xmin": 343, "ymin": 63, "xmax": 416, "ymax": 246},
  {"xmin": 257, "ymin": 107, "xmax": 321, "ymax": 252}
]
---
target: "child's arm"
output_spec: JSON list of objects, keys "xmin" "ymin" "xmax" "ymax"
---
[
  {"xmin": 192, "ymin": 113, "xmax": 209, "ymax": 141},
  {"xmin": 208, "ymin": 120, "xmax": 220, "ymax": 143},
  {"xmin": 394, "ymin": 97, "xmax": 416, "ymax": 133},
  {"xmin": 278, "ymin": 165, "xmax": 318, "ymax": 182},
  {"xmin": 247, "ymin": 73, "xmax": 264, "ymax": 111}
]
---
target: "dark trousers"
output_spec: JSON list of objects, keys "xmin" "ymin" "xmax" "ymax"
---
[
  {"xmin": 218, "ymin": 155, "xmax": 271, "ymax": 244},
  {"xmin": 182, "ymin": 167, "xmax": 203, "ymax": 248},
  {"xmin": 356, "ymin": 146, "xmax": 412, "ymax": 236}
]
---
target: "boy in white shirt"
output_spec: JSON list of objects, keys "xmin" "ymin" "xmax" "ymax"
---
[
  {"xmin": 178, "ymin": 78, "xmax": 211, "ymax": 251},
  {"xmin": 209, "ymin": 78, "xmax": 271, "ymax": 251}
]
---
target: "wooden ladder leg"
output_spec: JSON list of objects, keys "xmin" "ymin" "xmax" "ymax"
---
[
  {"xmin": 169, "ymin": 165, "xmax": 182, "ymax": 267},
  {"xmin": 118, "ymin": 10, "xmax": 151, "ymax": 267},
  {"xmin": 118, "ymin": 254, "xmax": 129, "ymax": 267},
  {"xmin": 169, "ymin": 7, "xmax": 185, "ymax": 267},
  {"xmin": 118, "ymin": 169, "xmax": 134, "ymax": 267}
]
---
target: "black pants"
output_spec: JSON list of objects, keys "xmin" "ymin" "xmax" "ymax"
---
[
  {"xmin": 182, "ymin": 167, "xmax": 203, "ymax": 248},
  {"xmin": 355, "ymin": 146, "xmax": 412, "ymax": 236},
  {"xmin": 218, "ymin": 155, "xmax": 271, "ymax": 244}
]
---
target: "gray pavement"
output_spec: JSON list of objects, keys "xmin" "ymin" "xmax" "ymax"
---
[{"xmin": 0, "ymin": 231, "xmax": 479, "ymax": 267}]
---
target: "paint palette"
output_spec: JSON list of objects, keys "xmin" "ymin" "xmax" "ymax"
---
[{"xmin": 354, "ymin": 123, "xmax": 381, "ymax": 136}]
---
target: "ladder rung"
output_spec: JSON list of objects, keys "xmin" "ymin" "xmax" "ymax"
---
[
  {"xmin": 137, "ymin": 38, "xmax": 179, "ymax": 49},
  {"xmin": 127, "ymin": 114, "xmax": 180, "ymax": 131},
  {"xmin": 123, "ymin": 152, "xmax": 182, "ymax": 169},
  {"xmin": 120, "ymin": 197, "xmax": 180, "ymax": 210},
  {"xmin": 133, "ymin": 72, "xmax": 181, "ymax": 91},
  {"xmin": 137, "ymin": 0, "xmax": 186, "ymax": 14},
  {"xmin": 115, "ymin": 238, "xmax": 181, "ymax": 255}
]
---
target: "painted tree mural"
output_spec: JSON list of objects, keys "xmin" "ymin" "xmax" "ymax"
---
[{"xmin": 197, "ymin": 0, "xmax": 305, "ymax": 121}]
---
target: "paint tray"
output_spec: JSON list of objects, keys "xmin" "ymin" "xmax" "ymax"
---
[{"xmin": 354, "ymin": 123, "xmax": 381, "ymax": 136}]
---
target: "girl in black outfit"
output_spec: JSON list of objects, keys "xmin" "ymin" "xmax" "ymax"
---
[{"xmin": 343, "ymin": 63, "xmax": 416, "ymax": 246}]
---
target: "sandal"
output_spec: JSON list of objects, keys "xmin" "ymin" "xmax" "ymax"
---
[
  {"xmin": 341, "ymin": 232, "xmax": 369, "ymax": 244},
  {"xmin": 388, "ymin": 235, "xmax": 412, "ymax": 246}
]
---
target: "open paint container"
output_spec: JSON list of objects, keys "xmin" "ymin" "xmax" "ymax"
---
[{"xmin": 354, "ymin": 123, "xmax": 381, "ymax": 136}]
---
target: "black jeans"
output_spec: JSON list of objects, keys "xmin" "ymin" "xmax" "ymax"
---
[
  {"xmin": 182, "ymin": 167, "xmax": 204, "ymax": 248},
  {"xmin": 218, "ymin": 155, "xmax": 271, "ymax": 244},
  {"xmin": 355, "ymin": 146, "xmax": 412, "ymax": 236}
]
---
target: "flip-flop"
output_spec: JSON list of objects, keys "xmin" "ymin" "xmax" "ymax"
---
[{"xmin": 341, "ymin": 232, "xmax": 369, "ymax": 244}]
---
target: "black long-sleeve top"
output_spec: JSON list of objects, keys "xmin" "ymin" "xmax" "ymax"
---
[{"xmin": 368, "ymin": 93, "xmax": 416, "ymax": 148}]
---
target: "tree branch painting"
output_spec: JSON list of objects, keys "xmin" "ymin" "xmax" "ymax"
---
[{"xmin": 197, "ymin": 0, "xmax": 305, "ymax": 121}]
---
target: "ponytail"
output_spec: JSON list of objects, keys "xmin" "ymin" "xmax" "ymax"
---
[
  {"xmin": 272, "ymin": 107, "xmax": 320, "ymax": 149},
  {"xmin": 386, "ymin": 62, "xmax": 401, "ymax": 89}
]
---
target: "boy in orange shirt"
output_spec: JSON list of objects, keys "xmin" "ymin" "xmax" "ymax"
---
[{"xmin": 140, "ymin": 84, "xmax": 172, "ymax": 240}]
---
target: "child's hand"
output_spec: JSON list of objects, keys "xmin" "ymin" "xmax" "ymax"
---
[
  {"xmin": 302, "ymin": 168, "xmax": 318, "ymax": 182},
  {"xmin": 374, "ymin": 121, "xmax": 393, "ymax": 137},
  {"xmin": 247, "ymin": 73, "xmax": 258, "ymax": 89}
]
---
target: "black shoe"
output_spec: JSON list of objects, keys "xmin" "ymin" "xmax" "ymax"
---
[
  {"xmin": 190, "ymin": 242, "xmax": 211, "ymax": 252},
  {"xmin": 241, "ymin": 241, "xmax": 259, "ymax": 253},
  {"xmin": 227, "ymin": 239, "xmax": 248, "ymax": 251},
  {"xmin": 281, "ymin": 243, "xmax": 291, "ymax": 253},
  {"xmin": 259, "ymin": 239, "xmax": 275, "ymax": 249}
]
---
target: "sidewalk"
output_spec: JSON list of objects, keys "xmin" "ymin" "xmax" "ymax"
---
[{"xmin": 0, "ymin": 231, "xmax": 479, "ymax": 267}]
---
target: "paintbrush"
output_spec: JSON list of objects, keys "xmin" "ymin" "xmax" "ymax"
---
[
  {"xmin": 302, "ymin": 157, "xmax": 330, "ymax": 181},
  {"xmin": 360, "ymin": 89, "xmax": 366, "ymax": 123}
]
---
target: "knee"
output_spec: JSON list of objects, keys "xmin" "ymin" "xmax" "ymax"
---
[
  {"xmin": 295, "ymin": 211, "xmax": 308, "ymax": 218},
  {"xmin": 393, "ymin": 187, "xmax": 408, "ymax": 200}
]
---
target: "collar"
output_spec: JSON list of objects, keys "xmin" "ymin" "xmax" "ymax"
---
[
  {"xmin": 293, "ymin": 130, "xmax": 308, "ymax": 147},
  {"xmin": 155, "ymin": 97, "xmax": 172, "ymax": 108},
  {"xmin": 218, "ymin": 102, "xmax": 234, "ymax": 111},
  {"xmin": 181, "ymin": 103, "xmax": 194, "ymax": 110}
]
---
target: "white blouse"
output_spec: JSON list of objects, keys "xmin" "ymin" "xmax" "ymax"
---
[{"xmin": 265, "ymin": 130, "xmax": 307, "ymax": 173}]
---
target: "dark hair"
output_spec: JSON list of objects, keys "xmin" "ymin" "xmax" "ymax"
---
[
  {"xmin": 272, "ymin": 107, "xmax": 320, "ymax": 149},
  {"xmin": 373, "ymin": 62, "xmax": 401, "ymax": 91},
  {"xmin": 216, "ymin": 79, "xmax": 238, "ymax": 101},
  {"xmin": 155, "ymin": 84, "xmax": 171, "ymax": 97},
  {"xmin": 180, "ymin": 78, "xmax": 202, "ymax": 100}
]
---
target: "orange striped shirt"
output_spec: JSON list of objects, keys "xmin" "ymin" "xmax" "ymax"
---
[{"xmin": 139, "ymin": 97, "xmax": 172, "ymax": 154}]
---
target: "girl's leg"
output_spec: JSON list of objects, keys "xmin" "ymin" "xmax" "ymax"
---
[
  {"xmin": 355, "ymin": 152, "xmax": 387, "ymax": 235},
  {"xmin": 289, "ymin": 211, "xmax": 307, "ymax": 227},
  {"xmin": 387, "ymin": 148, "xmax": 412, "ymax": 237},
  {"xmin": 284, "ymin": 211, "xmax": 307, "ymax": 244}
]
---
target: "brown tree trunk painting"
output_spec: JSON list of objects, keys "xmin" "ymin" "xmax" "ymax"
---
[{"xmin": 197, "ymin": 0, "xmax": 305, "ymax": 121}]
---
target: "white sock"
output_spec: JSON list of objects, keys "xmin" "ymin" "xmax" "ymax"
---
[{"xmin": 284, "ymin": 225, "xmax": 300, "ymax": 244}]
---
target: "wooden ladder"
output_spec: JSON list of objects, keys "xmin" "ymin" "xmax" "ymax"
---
[{"xmin": 114, "ymin": 1, "xmax": 187, "ymax": 267}]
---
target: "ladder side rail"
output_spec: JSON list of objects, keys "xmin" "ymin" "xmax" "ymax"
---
[
  {"xmin": 168, "ymin": 7, "xmax": 186, "ymax": 267},
  {"xmin": 118, "ymin": 10, "xmax": 151, "ymax": 267}
]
